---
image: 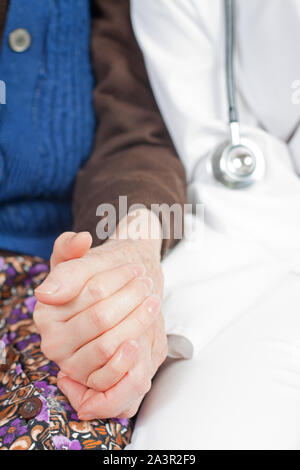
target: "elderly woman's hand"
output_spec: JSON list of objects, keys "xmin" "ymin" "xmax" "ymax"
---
[
  {"xmin": 33, "ymin": 209, "xmax": 168, "ymax": 418},
  {"xmin": 56, "ymin": 315, "xmax": 167, "ymax": 420}
]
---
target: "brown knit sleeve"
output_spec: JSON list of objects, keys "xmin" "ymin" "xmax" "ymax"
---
[
  {"xmin": 0, "ymin": 0, "xmax": 8, "ymax": 46},
  {"xmin": 72, "ymin": 0, "xmax": 187, "ymax": 257}
]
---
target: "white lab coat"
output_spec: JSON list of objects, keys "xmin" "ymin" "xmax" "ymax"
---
[{"xmin": 128, "ymin": 0, "xmax": 300, "ymax": 449}]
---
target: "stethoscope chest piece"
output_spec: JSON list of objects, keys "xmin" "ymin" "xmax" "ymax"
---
[{"xmin": 208, "ymin": 138, "xmax": 266, "ymax": 189}]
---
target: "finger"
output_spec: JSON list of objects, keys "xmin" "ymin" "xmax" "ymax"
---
[
  {"xmin": 57, "ymin": 375, "xmax": 89, "ymax": 411},
  {"xmin": 71, "ymin": 264, "xmax": 146, "ymax": 317},
  {"xmin": 113, "ymin": 338, "xmax": 153, "ymax": 419},
  {"xmin": 50, "ymin": 232, "xmax": 92, "ymax": 269},
  {"xmin": 114, "ymin": 339, "xmax": 154, "ymax": 419},
  {"xmin": 37, "ymin": 276, "xmax": 151, "ymax": 362},
  {"xmin": 60, "ymin": 295, "xmax": 160, "ymax": 384},
  {"xmin": 34, "ymin": 251, "xmax": 129, "ymax": 306},
  {"xmin": 63, "ymin": 277, "xmax": 153, "ymax": 351},
  {"xmin": 87, "ymin": 340, "xmax": 138, "ymax": 392},
  {"xmin": 40, "ymin": 263, "xmax": 146, "ymax": 323},
  {"xmin": 77, "ymin": 362, "xmax": 152, "ymax": 420}
]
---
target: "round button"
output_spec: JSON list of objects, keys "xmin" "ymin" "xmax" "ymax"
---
[
  {"xmin": 19, "ymin": 397, "xmax": 42, "ymax": 420},
  {"xmin": 0, "ymin": 362, "xmax": 9, "ymax": 372},
  {"xmin": 9, "ymin": 28, "xmax": 31, "ymax": 53}
]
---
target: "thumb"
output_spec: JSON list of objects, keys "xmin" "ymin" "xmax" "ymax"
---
[{"xmin": 50, "ymin": 231, "xmax": 93, "ymax": 269}]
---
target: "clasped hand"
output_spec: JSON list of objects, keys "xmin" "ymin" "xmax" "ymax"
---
[{"xmin": 33, "ymin": 224, "xmax": 168, "ymax": 420}]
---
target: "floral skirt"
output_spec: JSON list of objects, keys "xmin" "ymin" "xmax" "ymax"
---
[{"xmin": 0, "ymin": 254, "xmax": 133, "ymax": 450}]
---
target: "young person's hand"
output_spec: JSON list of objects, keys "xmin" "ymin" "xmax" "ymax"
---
[{"xmin": 33, "ymin": 209, "xmax": 168, "ymax": 417}]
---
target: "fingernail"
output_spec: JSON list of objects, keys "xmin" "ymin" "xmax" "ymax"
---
[
  {"xmin": 139, "ymin": 276, "xmax": 153, "ymax": 293},
  {"xmin": 35, "ymin": 279, "xmax": 60, "ymax": 296},
  {"xmin": 132, "ymin": 264, "xmax": 146, "ymax": 277},
  {"xmin": 78, "ymin": 412, "xmax": 94, "ymax": 421},
  {"xmin": 146, "ymin": 295, "xmax": 161, "ymax": 314}
]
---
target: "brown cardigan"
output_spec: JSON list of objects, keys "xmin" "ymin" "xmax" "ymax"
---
[{"xmin": 0, "ymin": 0, "xmax": 186, "ymax": 257}]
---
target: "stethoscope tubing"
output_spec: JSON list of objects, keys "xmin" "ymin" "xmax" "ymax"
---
[{"xmin": 225, "ymin": 0, "xmax": 238, "ymax": 124}]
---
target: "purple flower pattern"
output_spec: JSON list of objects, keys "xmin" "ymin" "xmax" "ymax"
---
[{"xmin": 0, "ymin": 254, "xmax": 133, "ymax": 450}]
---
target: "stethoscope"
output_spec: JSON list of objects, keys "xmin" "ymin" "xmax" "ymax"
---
[{"xmin": 207, "ymin": 0, "xmax": 266, "ymax": 189}]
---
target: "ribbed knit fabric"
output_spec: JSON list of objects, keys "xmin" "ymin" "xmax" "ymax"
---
[
  {"xmin": 0, "ymin": 0, "xmax": 8, "ymax": 45},
  {"xmin": 0, "ymin": 0, "xmax": 95, "ymax": 259}
]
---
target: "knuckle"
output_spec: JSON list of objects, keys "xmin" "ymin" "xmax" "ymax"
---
[
  {"xmin": 58, "ymin": 360, "xmax": 77, "ymax": 381},
  {"xmin": 108, "ymin": 360, "xmax": 121, "ymax": 378},
  {"xmin": 86, "ymin": 278, "xmax": 105, "ymax": 303},
  {"xmin": 86, "ymin": 373, "xmax": 97, "ymax": 390},
  {"xmin": 40, "ymin": 325, "xmax": 64, "ymax": 362},
  {"xmin": 95, "ymin": 338, "xmax": 112, "ymax": 362},
  {"xmin": 88, "ymin": 305, "xmax": 108, "ymax": 333}
]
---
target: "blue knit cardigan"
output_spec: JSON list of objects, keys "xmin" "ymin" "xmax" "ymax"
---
[{"xmin": 0, "ymin": 0, "xmax": 95, "ymax": 259}]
